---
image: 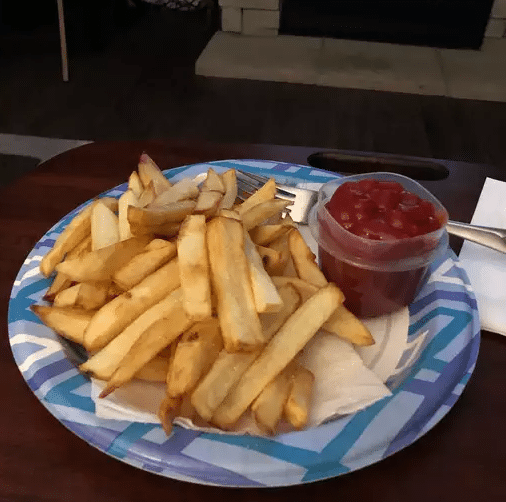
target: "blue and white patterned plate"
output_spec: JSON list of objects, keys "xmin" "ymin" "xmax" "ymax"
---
[{"xmin": 8, "ymin": 160, "xmax": 480, "ymax": 487}]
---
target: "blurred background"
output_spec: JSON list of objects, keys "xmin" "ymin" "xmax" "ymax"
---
[{"xmin": 1, "ymin": 0, "xmax": 506, "ymax": 188}]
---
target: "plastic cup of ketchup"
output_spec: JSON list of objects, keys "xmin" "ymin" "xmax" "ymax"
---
[{"xmin": 308, "ymin": 172, "xmax": 449, "ymax": 318}]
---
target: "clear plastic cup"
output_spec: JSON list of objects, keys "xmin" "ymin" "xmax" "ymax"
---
[{"xmin": 308, "ymin": 172, "xmax": 449, "ymax": 318}]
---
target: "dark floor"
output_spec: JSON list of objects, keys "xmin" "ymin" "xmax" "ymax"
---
[{"xmin": 1, "ymin": 1, "xmax": 506, "ymax": 171}]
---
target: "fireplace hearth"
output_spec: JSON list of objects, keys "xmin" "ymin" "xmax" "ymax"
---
[
  {"xmin": 218, "ymin": 0, "xmax": 499, "ymax": 49},
  {"xmin": 198, "ymin": 0, "xmax": 506, "ymax": 98},
  {"xmin": 279, "ymin": 0, "xmax": 495, "ymax": 49}
]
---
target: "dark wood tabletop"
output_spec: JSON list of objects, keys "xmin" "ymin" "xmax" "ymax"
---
[{"xmin": 2, "ymin": 139, "xmax": 506, "ymax": 502}]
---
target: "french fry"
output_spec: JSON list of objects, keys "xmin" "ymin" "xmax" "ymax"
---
[
  {"xmin": 193, "ymin": 190, "xmax": 222, "ymax": 217},
  {"xmin": 138, "ymin": 180, "xmax": 156, "ymax": 207},
  {"xmin": 207, "ymin": 216, "xmax": 264, "ymax": 352},
  {"xmin": 107, "ymin": 282, "xmax": 124, "ymax": 299},
  {"xmin": 39, "ymin": 197, "xmax": 117, "ymax": 277},
  {"xmin": 151, "ymin": 178, "xmax": 199, "ymax": 206},
  {"xmin": 284, "ymin": 364, "xmax": 314, "ymax": 430},
  {"xmin": 323, "ymin": 305, "xmax": 375, "ymax": 346},
  {"xmin": 84, "ymin": 346, "xmax": 170, "ymax": 383},
  {"xmin": 265, "ymin": 232, "xmax": 292, "ymax": 276},
  {"xmin": 91, "ymin": 201, "xmax": 120, "ymax": 251},
  {"xmin": 259, "ymin": 284, "xmax": 301, "ymax": 341},
  {"xmin": 282, "ymin": 254, "xmax": 298, "ymax": 278},
  {"xmin": 158, "ymin": 394, "xmax": 181, "ymax": 436},
  {"xmin": 128, "ymin": 171, "xmax": 144, "ymax": 198},
  {"xmin": 99, "ymin": 291, "xmax": 193, "ymax": 397},
  {"xmin": 202, "ymin": 168, "xmax": 225, "ymax": 193},
  {"xmin": 177, "ymin": 215, "xmax": 212, "ymax": 320},
  {"xmin": 68, "ymin": 233, "xmax": 93, "ymax": 258},
  {"xmin": 31, "ymin": 305, "xmax": 95, "ymax": 347},
  {"xmin": 134, "ymin": 354, "xmax": 171, "ymax": 383},
  {"xmin": 167, "ymin": 318, "xmax": 223, "ymax": 397},
  {"xmin": 129, "ymin": 220, "xmax": 181, "ymax": 238},
  {"xmin": 138, "ymin": 153, "xmax": 172, "ymax": 195},
  {"xmin": 178, "ymin": 394, "xmax": 196, "ymax": 421},
  {"xmin": 191, "ymin": 286, "xmax": 299, "ymax": 422},
  {"xmin": 242, "ymin": 200, "xmax": 293, "ymax": 231},
  {"xmin": 243, "ymin": 230, "xmax": 283, "ymax": 313},
  {"xmin": 145, "ymin": 238, "xmax": 173, "ymax": 251},
  {"xmin": 128, "ymin": 201, "xmax": 196, "ymax": 229},
  {"xmin": 191, "ymin": 350, "xmax": 258, "ymax": 422},
  {"xmin": 53, "ymin": 283, "xmax": 81, "ymax": 308},
  {"xmin": 237, "ymin": 177, "xmax": 277, "ymax": 216},
  {"xmin": 152, "ymin": 223, "xmax": 183, "ymax": 238},
  {"xmin": 143, "ymin": 338, "xmax": 179, "ymax": 384},
  {"xmin": 81, "ymin": 288, "xmax": 186, "ymax": 381},
  {"xmin": 55, "ymin": 236, "xmax": 150, "ymax": 283},
  {"xmin": 263, "ymin": 212, "xmax": 283, "ymax": 225},
  {"xmin": 113, "ymin": 239, "xmax": 176, "ymax": 290},
  {"xmin": 43, "ymin": 272, "xmax": 74, "ymax": 303},
  {"xmin": 288, "ymin": 229, "xmax": 328, "ymax": 288},
  {"xmin": 69, "ymin": 233, "xmax": 93, "ymax": 258},
  {"xmin": 218, "ymin": 209, "xmax": 241, "ymax": 221},
  {"xmin": 218, "ymin": 169, "xmax": 237, "ymax": 210},
  {"xmin": 282, "ymin": 213, "xmax": 295, "ymax": 226},
  {"xmin": 251, "ymin": 367, "xmax": 292, "ymax": 434},
  {"xmin": 270, "ymin": 276, "xmax": 319, "ymax": 302},
  {"xmin": 75, "ymin": 281, "xmax": 111, "ymax": 311},
  {"xmin": 84, "ymin": 258, "xmax": 180, "ymax": 352},
  {"xmin": 211, "ymin": 284, "xmax": 344, "ymax": 429},
  {"xmin": 256, "ymin": 245, "xmax": 283, "ymax": 276},
  {"xmin": 270, "ymin": 276, "xmax": 374, "ymax": 346},
  {"xmin": 118, "ymin": 189, "xmax": 140, "ymax": 241},
  {"xmin": 43, "ymin": 235, "xmax": 92, "ymax": 302},
  {"xmin": 249, "ymin": 223, "xmax": 293, "ymax": 247}
]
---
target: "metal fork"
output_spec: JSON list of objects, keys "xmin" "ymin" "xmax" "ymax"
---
[
  {"xmin": 236, "ymin": 170, "xmax": 506, "ymax": 254},
  {"xmin": 236, "ymin": 170, "xmax": 317, "ymax": 225}
]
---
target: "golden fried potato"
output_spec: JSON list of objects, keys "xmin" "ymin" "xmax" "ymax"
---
[
  {"xmin": 207, "ymin": 216, "xmax": 264, "ymax": 352},
  {"xmin": 212, "ymin": 284, "xmax": 344, "ymax": 429}
]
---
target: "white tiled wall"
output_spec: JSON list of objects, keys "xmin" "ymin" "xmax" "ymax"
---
[
  {"xmin": 492, "ymin": 0, "xmax": 506, "ymax": 19},
  {"xmin": 219, "ymin": 0, "xmax": 280, "ymax": 36},
  {"xmin": 486, "ymin": 0, "xmax": 506, "ymax": 37},
  {"xmin": 222, "ymin": 6, "xmax": 242, "ymax": 32},
  {"xmin": 485, "ymin": 18, "xmax": 506, "ymax": 38}
]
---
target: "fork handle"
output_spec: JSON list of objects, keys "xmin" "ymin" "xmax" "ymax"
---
[{"xmin": 447, "ymin": 221, "xmax": 506, "ymax": 254}]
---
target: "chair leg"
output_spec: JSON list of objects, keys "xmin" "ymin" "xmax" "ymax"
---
[{"xmin": 56, "ymin": 0, "xmax": 69, "ymax": 82}]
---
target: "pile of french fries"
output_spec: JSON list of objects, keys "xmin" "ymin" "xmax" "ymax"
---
[{"xmin": 32, "ymin": 154, "xmax": 374, "ymax": 435}]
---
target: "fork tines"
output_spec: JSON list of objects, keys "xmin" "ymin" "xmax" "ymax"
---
[{"xmin": 236, "ymin": 170, "xmax": 296, "ymax": 201}]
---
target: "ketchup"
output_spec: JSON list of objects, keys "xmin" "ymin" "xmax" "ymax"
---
[
  {"xmin": 316, "ymin": 178, "xmax": 446, "ymax": 318},
  {"xmin": 325, "ymin": 179, "xmax": 442, "ymax": 241}
]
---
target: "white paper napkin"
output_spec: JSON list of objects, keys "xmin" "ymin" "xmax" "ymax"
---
[{"xmin": 458, "ymin": 178, "xmax": 506, "ymax": 336}]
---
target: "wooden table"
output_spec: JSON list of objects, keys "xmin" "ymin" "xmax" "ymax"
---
[{"xmin": 2, "ymin": 139, "xmax": 506, "ymax": 501}]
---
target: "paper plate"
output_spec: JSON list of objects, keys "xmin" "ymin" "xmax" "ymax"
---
[{"xmin": 8, "ymin": 160, "xmax": 480, "ymax": 487}]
